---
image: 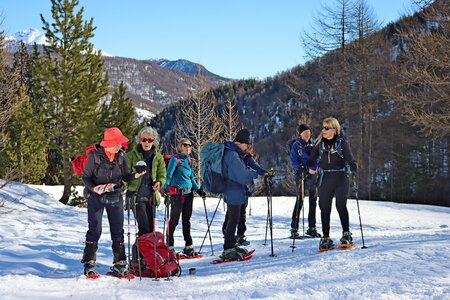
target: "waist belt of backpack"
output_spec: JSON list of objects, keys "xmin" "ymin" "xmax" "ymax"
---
[
  {"xmin": 168, "ymin": 186, "xmax": 191, "ymax": 203},
  {"xmin": 318, "ymin": 168, "xmax": 347, "ymax": 187}
]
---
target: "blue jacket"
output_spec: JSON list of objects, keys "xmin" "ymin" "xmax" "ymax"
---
[
  {"xmin": 289, "ymin": 138, "xmax": 319, "ymax": 172},
  {"xmin": 222, "ymin": 141, "xmax": 258, "ymax": 205},
  {"xmin": 164, "ymin": 153, "xmax": 200, "ymax": 194},
  {"xmin": 244, "ymin": 155, "xmax": 268, "ymax": 175}
]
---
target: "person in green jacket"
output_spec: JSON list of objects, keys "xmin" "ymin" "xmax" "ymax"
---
[{"xmin": 126, "ymin": 126, "xmax": 166, "ymax": 236}]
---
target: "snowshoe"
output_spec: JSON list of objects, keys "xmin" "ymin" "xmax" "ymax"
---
[
  {"xmin": 340, "ymin": 231, "xmax": 352, "ymax": 244},
  {"xmin": 182, "ymin": 245, "xmax": 199, "ymax": 257},
  {"xmin": 110, "ymin": 260, "xmax": 129, "ymax": 277},
  {"xmin": 220, "ymin": 247, "xmax": 245, "ymax": 261},
  {"xmin": 318, "ymin": 236, "xmax": 335, "ymax": 252},
  {"xmin": 83, "ymin": 260, "xmax": 99, "ymax": 278},
  {"xmin": 236, "ymin": 235, "xmax": 250, "ymax": 246},
  {"xmin": 306, "ymin": 227, "xmax": 321, "ymax": 238}
]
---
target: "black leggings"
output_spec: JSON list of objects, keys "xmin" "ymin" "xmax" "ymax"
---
[
  {"xmin": 319, "ymin": 173, "xmax": 350, "ymax": 237},
  {"xmin": 168, "ymin": 192, "xmax": 194, "ymax": 247},
  {"xmin": 291, "ymin": 173, "xmax": 318, "ymax": 230}
]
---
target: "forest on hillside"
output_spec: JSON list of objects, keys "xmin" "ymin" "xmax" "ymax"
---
[{"xmin": 151, "ymin": 0, "xmax": 449, "ymax": 206}]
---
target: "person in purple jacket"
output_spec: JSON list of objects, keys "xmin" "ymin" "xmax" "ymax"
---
[
  {"xmin": 222, "ymin": 144, "xmax": 272, "ymax": 246},
  {"xmin": 288, "ymin": 124, "xmax": 321, "ymax": 239}
]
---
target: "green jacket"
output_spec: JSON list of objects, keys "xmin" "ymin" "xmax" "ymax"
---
[{"xmin": 126, "ymin": 145, "xmax": 166, "ymax": 205}]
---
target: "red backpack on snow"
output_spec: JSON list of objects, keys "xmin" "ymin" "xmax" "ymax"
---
[{"xmin": 133, "ymin": 232, "xmax": 181, "ymax": 278}]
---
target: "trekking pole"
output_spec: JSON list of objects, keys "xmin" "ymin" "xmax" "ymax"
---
[
  {"xmin": 151, "ymin": 192, "xmax": 159, "ymax": 281},
  {"xmin": 262, "ymin": 194, "xmax": 270, "ymax": 246},
  {"xmin": 291, "ymin": 176, "xmax": 300, "ymax": 252},
  {"xmin": 132, "ymin": 196, "xmax": 142, "ymax": 280},
  {"xmin": 353, "ymin": 174, "xmax": 367, "ymax": 249},
  {"xmin": 126, "ymin": 195, "xmax": 132, "ymax": 281},
  {"xmin": 248, "ymin": 198, "xmax": 252, "ymax": 216},
  {"xmin": 202, "ymin": 196, "xmax": 215, "ymax": 255},
  {"xmin": 265, "ymin": 175, "xmax": 276, "ymax": 257},
  {"xmin": 164, "ymin": 195, "xmax": 172, "ymax": 281},
  {"xmin": 199, "ymin": 197, "xmax": 222, "ymax": 254},
  {"xmin": 301, "ymin": 173, "xmax": 305, "ymax": 237}
]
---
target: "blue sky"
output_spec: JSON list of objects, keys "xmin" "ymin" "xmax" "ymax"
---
[{"xmin": 1, "ymin": 0, "xmax": 412, "ymax": 79}]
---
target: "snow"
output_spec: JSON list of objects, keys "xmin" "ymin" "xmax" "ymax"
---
[
  {"xmin": 5, "ymin": 28, "xmax": 113, "ymax": 57},
  {"xmin": 0, "ymin": 180, "xmax": 449, "ymax": 299}
]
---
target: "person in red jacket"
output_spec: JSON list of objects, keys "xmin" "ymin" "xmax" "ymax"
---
[{"xmin": 81, "ymin": 127, "xmax": 146, "ymax": 277}]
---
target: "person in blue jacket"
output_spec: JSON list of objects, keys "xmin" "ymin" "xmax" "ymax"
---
[
  {"xmin": 222, "ymin": 145, "xmax": 272, "ymax": 246},
  {"xmin": 164, "ymin": 138, "xmax": 206, "ymax": 257},
  {"xmin": 221, "ymin": 129, "xmax": 258, "ymax": 261},
  {"xmin": 289, "ymin": 124, "xmax": 321, "ymax": 238}
]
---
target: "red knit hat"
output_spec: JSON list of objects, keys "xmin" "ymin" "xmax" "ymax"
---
[{"xmin": 100, "ymin": 127, "xmax": 129, "ymax": 148}]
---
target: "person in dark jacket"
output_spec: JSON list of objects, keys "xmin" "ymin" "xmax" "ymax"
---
[
  {"xmin": 164, "ymin": 138, "xmax": 206, "ymax": 257},
  {"xmin": 126, "ymin": 127, "xmax": 166, "ymax": 236},
  {"xmin": 81, "ymin": 127, "xmax": 146, "ymax": 277},
  {"xmin": 306, "ymin": 117, "xmax": 357, "ymax": 250},
  {"xmin": 222, "ymin": 145, "xmax": 271, "ymax": 246},
  {"xmin": 289, "ymin": 124, "xmax": 321, "ymax": 239},
  {"xmin": 221, "ymin": 129, "xmax": 258, "ymax": 261}
]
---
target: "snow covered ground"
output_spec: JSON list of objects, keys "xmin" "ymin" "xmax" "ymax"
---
[{"xmin": 0, "ymin": 181, "xmax": 449, "ymax": 299}]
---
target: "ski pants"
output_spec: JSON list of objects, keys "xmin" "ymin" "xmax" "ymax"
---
[
  {"xmin": 291, "ymin": 173, "xmax": 318, "ymax": 230},
  {"xmin": 222, "ymin": 197, "xmax": 248, "ymax": 236},
  {"xmin": 223, "ymin": 203, "xmax": 241, "ymax": 250},
  {"xmin": 85, "ymin": 194, "xmax": 124, "ymax": 243},
  {"xmin": 168, "ymin": 192, "xmax": 194, "ymax": 247},
  {"xmin": 318, "ymin": 172, "xmax": 350, "ymax": 237},
  {"xmin": 133, "ymin": 200, "xmax": 154, "ymax": 236}
]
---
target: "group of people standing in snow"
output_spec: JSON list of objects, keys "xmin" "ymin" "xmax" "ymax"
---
[{"xmin": 80, "ymin": 116, "xmax": 357, "ymax": 276}]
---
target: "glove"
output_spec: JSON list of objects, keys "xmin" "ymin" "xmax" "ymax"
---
[
  {"xmin": 267, "ymin": 168, "xmax": 274, "ymax": 177},
  {"xmin": 349, "ymin": 161, "xmax": 357, "ymax": 173},
  {"xmin": 197, "ymin": 187, "xmax": 207, "ymax": 200}
]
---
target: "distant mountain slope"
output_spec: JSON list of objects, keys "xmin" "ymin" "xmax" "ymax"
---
[
  {"xmin": 5, "ymin": 28, "xmax": 233, "ymax": 116},
  {"xmin": 151, "ymin": 59, "xmax": 226, "ymax": 79}
]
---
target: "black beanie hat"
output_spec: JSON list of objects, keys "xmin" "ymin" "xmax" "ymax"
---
[
  {"xmin": 298, "ymin": 124, "xmax": 310, "ymax": 135},
  {"xmin": 234, "ymin": 129, "xmax": 250, "ymax": 144}
]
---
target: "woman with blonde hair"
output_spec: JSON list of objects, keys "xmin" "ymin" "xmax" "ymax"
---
[
  {"xmin": 164, "ymin": 138, "xmax": 206, "ymax": 257},
  {"xmin": 306, "ymin": 117, "xmax": 357, "ymax": 251}
]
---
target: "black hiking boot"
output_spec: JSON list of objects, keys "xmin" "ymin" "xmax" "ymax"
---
[
  {"xmin": 234, "ymin": 245, "xmax": 249, "ymax": 256},
  {"xmin": 340, "ymin": 231, "xmax": 353, "ymax": 245},
  {"xmin": 220, "ymin": 248, "xmax": 245, "ymax": 261},
  {"xmin": 111, "ymin": 260, "xmax": 129, "ymax": 277},
  {"xmin": 306, "ymin": 227, "xmax": 321, "ymax": 238},
  {"xmin": 319, "ymin": 236, "xmax": 334, "ymax": 250},
  {"xmin": 182, "ymin": 245, "xmax": 199, "ymax": 257},
  {"xmin": 289, "ymin": 229, "xmax": 301, "ymax": 239},
  {"xmin": 83, "ymin": 260, "xmax": 98, "ymax": 277}
]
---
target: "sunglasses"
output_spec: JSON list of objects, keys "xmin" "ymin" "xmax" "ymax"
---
[
  {"xmin": 322, "ymin": 126, "xmax": 334, "ymax": 131},
  {"xmin": 141, "ymin": 138, "xmax": 154, "ymax": 143},
  {"xmin": 182, "ymin": 143, "xmax": 192, "ymax": 148}
]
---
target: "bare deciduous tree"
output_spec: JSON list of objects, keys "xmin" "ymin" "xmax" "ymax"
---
[
  {"xmin": 175, "ymin": 87, "xmax": 222, "ymax": 180},
  {"xmin": 386, "ymin": 1, "xmax": 450, "ymax": 139}
]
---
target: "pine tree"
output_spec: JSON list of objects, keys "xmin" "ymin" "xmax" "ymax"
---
[
  {"xmin": 32, "ymin": 0, "xmax": 109, "ymax": 204},
  {"xmin": 0, "ymin": 86, "xmax": 48, "ymax": 183},
  {"xmin": 99, "ymin": 81, "xmax": 139, "ymax": 149}
]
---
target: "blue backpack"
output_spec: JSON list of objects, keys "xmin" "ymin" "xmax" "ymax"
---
[{"xmin": 200, "ymin": 142, "xmax": 227, "ymax": 194}]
